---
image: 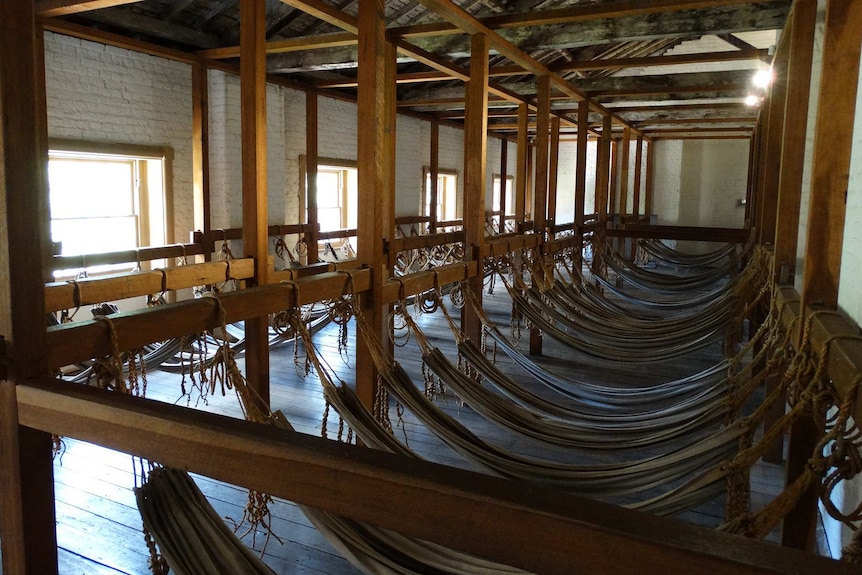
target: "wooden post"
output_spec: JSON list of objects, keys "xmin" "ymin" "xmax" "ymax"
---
[
  {"xmin": 633, "ymin": 134, "xmax": 644, "ymax": 221},
  {"xmin": 530, "ymin": 75, "xmax": 550, "ymax": 356},
  {"xmin": 547, "ymin": 116, "xmax": 560, "ymax": 235},
  {"xmin": 744, "ymin": 131, "xmax": 758, "ymax": 227},
  {"xmin": 192, "ymin": 61, "xmax": 211, "ymax": 252},
  {"xmin": 429, "ymin": 120, "xmax": 439, "ymax": 232},
  {"xmin": 784, "ymin": 0, "xmax": 862, "ymax": 551},
  {"xmin": 644, "ymin": 139, "xmax": 655, "ymax": 221},
  {"xmin": 757, "ymin": 23, "xmax": 792, "ymax": 246},
  {"xmin": 515, "ymin": 103, "xmax": 528, "ymax": 225},
  {"xmin": 240, "ymin": 0, "xmax": 270, "ymax": 407},
  {"xmin": 574, "ymin": 100, "xmax": 589, "ymax": 267},
  {"xmin": 597, "ymin": 114, "xmax": 612, "ymax": 224},
  {"xmin": 461, "ymin": 32, "xmax": 489, "ymax": 346},
  {"xmin": 498, "ymin": 137, "xmax": 508, "ymax": 234},
  {"xmin": 762, "ymin": 0, "xmax": 816, "ymax": 466},
  {"xmin": 306, "ymin": 92, "xmax": 319, "ymax": 263},
  {"xmin": 0, "ymin": 1, "xmax": 58, "ymax": 572},
  {"xmin": 355, "ymin": 0, "xmax": 393, "ymax": 410},
  {"xmin": 619, "ymin": 127, "xmax": 631, "ymax": 220},
  {"xmin": 609, "ymin": 138, "xmax": 619, "ymax": 224}
]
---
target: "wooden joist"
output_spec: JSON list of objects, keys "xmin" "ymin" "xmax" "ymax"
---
[{"xmin": 16, "ymin": 378, "xmax": 858, "ymax": 575}]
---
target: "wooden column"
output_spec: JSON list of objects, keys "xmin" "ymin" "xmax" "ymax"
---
[
  {"xmin": 355, "ymin": 0, "xmax": 393, "ymax": 409},
  {"xmin": 761, "ymin": 0, "xmax": 817, "ymax": 466},
  {"xmin": 461, "ymin": 33, "xmax": 489, "ymax": 346},
  {"xmin": 0, "ymin": 1, "xmax": 58, "ymax": 572},
  {"xmin": 644, "ymin": 139, "xmax": 655, "ymax": 220},
  {"xmin": 533, "ymin": 76, "xmax": 550, "ymax": 235},
  {"xmin": 609, "ymin": 138, "xmax": 620, "ymax": 223},
  {"xmin": 530, "ymin": 75, "xmax": 550, "ymax": 356},
  {"xmin": 619, "ymin": 127, "xmax": 631, "ymax": 220},
  {"xmin": 429, "ymin": 120, "xmax": 440, "ymax": 232},
  {"xmin": 306, "ymin": 92, "xmax": 319, "ymax": 263},
  {"xmin": 514, "ymin": 103, "xmax": 528, "ymax": 225},
  {"xmin": 192, "ymin": 61, "xmax": 211, "ymax": 242},
  {"xmin": 773, "ymin": 0, "xmax": 816, "ymax": 285},
  {"xmin": 240, "ymin": 0, "xmax": 270, "ymax": 407},
  {"xmin": 784, "ymin": 0, "xmax": 862, "ymax": 551},
  {"xmin": 498, "ymin": 137, "xmax": 508, "ymax": 234},
  {"xmin": 757, "ymin": 25, "xmax": 792, "ymax": 246},
  {"xmin": 547, "ymin": 116, "xmax": 561, "ymax": 234},
  {"xmin": 633, "ymin": 134, "xmax": 644, "ymax": 221},
  {"xmin": 596, "ymin": 114, "xmax": 612, "ymax": 223},
  {"xmin": 574, "ymin": 100, "xmax": 589, "ymax": 266},
  {"xmin": 744, "ymin": 131, "xmax": 758, "ymax": 226}
]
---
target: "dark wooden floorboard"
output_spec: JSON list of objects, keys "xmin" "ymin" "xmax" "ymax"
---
[{"xmin": 49, "ymin": 271, "xmax": 806, "ymax": 574}]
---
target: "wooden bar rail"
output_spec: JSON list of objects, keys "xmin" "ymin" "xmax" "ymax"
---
[
  {"xmin": 44, "ymin": 262, "xmax": 475, "ymax": 369},
  {"xmin": 607, "ymin": 225, "xmax": 750, "ymax": 243},
  {"xmin": 45, "ymin": 259, "xmax": 256, "ymax": 313},
  {"xmin": 389, "ymin": 230, "xmax": 464, "ymax": 253},
  {"xmin": 318, "ymin": 228, "xmax": 358, "ymax": 240},
  {"xmin": 51, "ymin": 242, "xmax": 206, "ymax": 272},
  {"xmin": 775, "ymin": 287, "xmax": 862, "ymax": 424},
  {"xmin": 483, "ymin": 233, "xmax": 541, "ymax": 258},
  {"xmin": 16, "ymin": 380, "xmax": 856, "ymax": 575}
]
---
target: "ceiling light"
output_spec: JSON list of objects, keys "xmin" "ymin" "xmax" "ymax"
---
[
  {"xmin": 745, "ymin": 94, "xmax": 761, "ymax": 107},
  {"xmin": 752, "ymin": 69, "xmax": 773, "ymax": 89}
]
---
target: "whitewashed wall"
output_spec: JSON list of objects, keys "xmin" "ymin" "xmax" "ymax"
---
[{"xmin": 43, "ymin": 32, "xmax": 193, "ymax": 243}]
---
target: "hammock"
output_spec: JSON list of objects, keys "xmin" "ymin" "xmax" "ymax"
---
[
  {"xmin": 136, "ymin": 466, "xmax": 277, "ymax": 575},
  {"xmin": 638, "ymin": 239, "xmax": 738, "ymax": 269},
  {"xmin": 602, "ymin": 247, "xmax": 740, "ymax": 294}
]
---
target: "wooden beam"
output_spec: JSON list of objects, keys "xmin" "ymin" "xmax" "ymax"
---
[
  {"xmin": 354, "ymin": 0, "xmax": 391, "ymax": 411},
  {"xmin": 461, "ymin": 33, "xmax": 489, "ymax": 346},
  {"xmin": 306, "ymin": 93, "xmax": 319, "ymax": 264},
  {"xmin": 596, "ymin": 114, "xmax": 612, "ymax": 222},
  {"xmin": 192, "ymin": 62, "xmax": 211, "ymax": 238},
  {"xmin": 548, "ymin": 116, "xmax": 561, "ymax": 230},
  {"xmin": 279, "ymin": 0, "xmax": 357, "ymax": 33},
  {"xmin": 784, "ymin": 0, "xmax": 862, "ymax": 552},
  {"xmin": 633, "ymin": 135, "xmax": 643, "ymax": 219},
  {"xmin": 16, "ymin": 379, "xmax": 857, "ymax": 575},
  {"xmin": 394, "ymin": 0, "xmax": 785, "ymax": 38},
  {"xmin": 575, "ymin": 100, "xmax": 589, "ymax": 228},
  {"xmin": 515, "ymin": 103, "xmax": 528, "ymax": 224},
  {"xmin": 74, "ymin": 7, "xmax": 221, "ymax": 49},
  {"xmin": 644, "ymin": 140, "xmax": 655, "ymax": 217},
  {"xmin": 609, "ymin": 136, "xmax": 619, "ymax": 219},
  {"xmin": 240, "ymin": 0, "xmax": 270, "ymax": 406},
  {"xmin": 619, "ymin": 127, "xmax": 631, "ymax": 218},
  {"xmin": 498, "ymin": 137, "xmax": 508, "ymax": 234},
  {"xmin": 0, "ymin": 0, "xmax": 57, "ymax": 573},
  {"xmin": 553, "ymin": 49, "xmax": 771, "ymax": 72},
  {"xmin": 36, "ymin": 0, "xmax": 143, "ymax": 17},
  {"xmin": 772, "ymin": 0, "xmax": 815, "ymax": 285},
  {"xmin": 429, "ymin": 120, "xmax": 440, "ymax": 232},
  {"xmin": 534, "ymin": 76, "xmax": 551, "ymax": 233},
  {"xmin": 199, "ymin": 31, "xmax": 358, "ymax": 60}
]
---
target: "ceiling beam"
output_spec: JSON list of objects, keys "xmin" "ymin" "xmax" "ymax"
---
[
  {"xmin": 392, "ymin": 0, "xmax": 785, "ymax": 38},
  {"xmin": 278, "ymin": 0, "xmax": 357, "ymax": 33},
  {"xmin": 200, "ymin": 31, "xmax": 358, "ymax": 60},
  {"xmin": 35, "ymin": 0, "xmax": 143, "ymax": 17},
  {"xmin": 553, "ymin": 49, "xmax": 770, "ymax": 72},
  {"xmin": 266, "ymin": 2, "xmax": 788, "ymax": 74},
  {"xmin": 72, "ymin": 6, "xmax": 222, "ymax": 49}
]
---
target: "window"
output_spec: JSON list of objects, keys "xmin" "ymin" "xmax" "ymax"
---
[
  {"xmin": 492, "ymin": 174, "xmax": 515, "ymax": 217},
  {"xmin": 422, "ymin": 168, "xmax": 458, "ymax": 221},
  {"xmin": 48, "ymin": 140, "xmax": 172, "ymax": 278}
]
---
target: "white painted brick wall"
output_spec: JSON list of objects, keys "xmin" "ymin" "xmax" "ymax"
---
[
  {"xmin": 43, "ymin": 32, "xmax": 194, "ymax": 243},
  {"xmin": 395, "ymin": 115, "xmax": 425, "ymax": 216}
]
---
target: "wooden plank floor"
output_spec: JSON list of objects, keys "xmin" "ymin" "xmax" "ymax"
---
[{"xmin": 43, "ymin": 271, "xmax": 826, "ymax": 574}]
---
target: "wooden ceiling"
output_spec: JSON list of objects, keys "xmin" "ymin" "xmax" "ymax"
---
[{"xmin": 36, "ymin": 0, "xmax": 789, "ymax": 139}]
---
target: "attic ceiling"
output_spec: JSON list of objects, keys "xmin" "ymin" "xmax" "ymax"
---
[{"xmin": 36, "ymin": 0, "xmax": 790, "ymax": 139}]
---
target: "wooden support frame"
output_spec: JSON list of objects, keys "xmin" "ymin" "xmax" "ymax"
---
[
  {"xmin": 460, "ymin": 32, "xmax": 489, "ymax": 346},
  {"xmin": 514, "ymin": 103, "xmax": 529, "ymax": 225},
  {"xmin": 632, "ymin": 134, "xmax": 643, "ymax": 220},
  {"xmin": 498, "ymin": 137, "xmax": 508, "ymax": 233},
  {"xmin": 429, "ymin": 120, "xmax": 440, "ymax": 232},
  {"xmin": 306, "ymin": 92, "xmax": 320, "ymax": 264},
  {"xmin": 1, "ymin": 0, "xmax": 58, "ymax": 572},
  {"xmin": 644, "ymin": 139, "xmax": 654, "ymax": 219},
  {"xmin": 783, "ymin": 0, "xmax": 862, "ymax": 551},
  {"xmin": 606, "ymin": 225, "xmax": 749, "ymax": 243},
  {"xmin": 192, "ymin": 61, "xmax": 211, "ymax": 241},
  {"xmin": 619, "ymin": 127, "xmax": 631, "ymax": 219},
  {"xmin": 772, "ymin": 0, "xmax": 816, "ymax": 285},
  {"xmin": 354, "ymin": 0, "xmax": 393, "ymax": 411},
  {"xmin": 16, "ymin": 377, "xmax": 858, "ymax": 575}
]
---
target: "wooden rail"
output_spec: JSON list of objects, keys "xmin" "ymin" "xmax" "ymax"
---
[
  {"xmin": 775, "ymin": 286, "xmax": 862, "ymax": 424},
  {"xmin": 483, "ymin": 233, "xmax": 541, "ymax": 257},
  {"xmin": 607, "ymin": 225, "xmax": 750, "ymax": 243},
  {"xmin": 45, "ymin": 259, "xmax": 255, "ymax": 313},
  {"xmin": 15, "ymin": 379, "xmax": 857, "ymax": 575},
  {"xmin": 50, "ymin": 242, "xmax": 206, "ymax": 272},
  {"xmin": 318, "ymin": 228, "xmax": 357, "ymax": 240},
  {"xmin": 389, "ymin": 230, "xmax": 464, "ymax": 253}
]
